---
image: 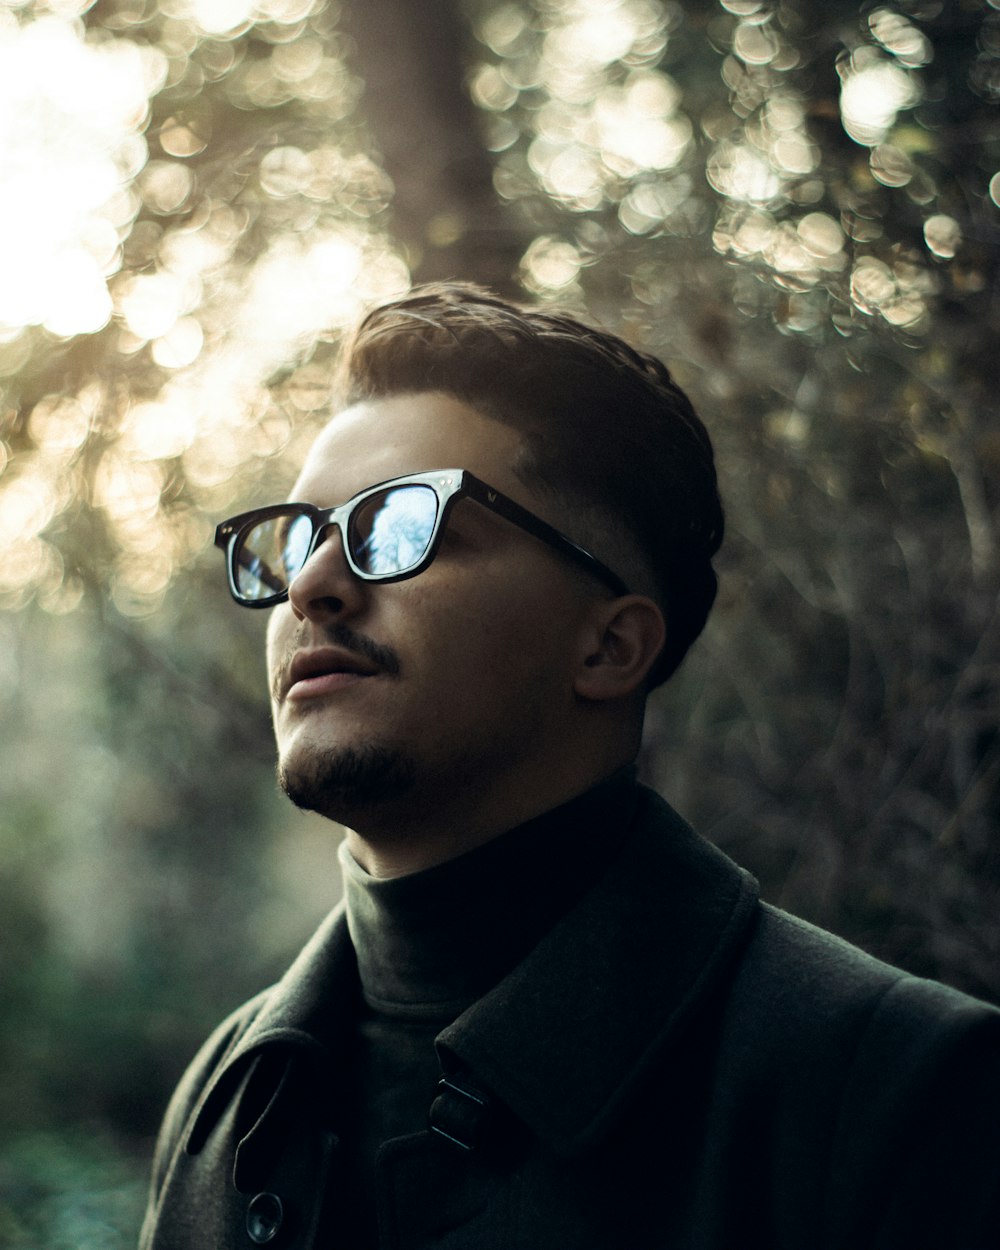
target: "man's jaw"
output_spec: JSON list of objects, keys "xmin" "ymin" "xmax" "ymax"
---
[{"xmin": 277, "ymin": 742, "xmax": 416, "ymax": 819}]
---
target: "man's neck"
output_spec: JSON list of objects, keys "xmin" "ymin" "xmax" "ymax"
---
[
  {"xmin": 342, "ymin": 758, "xmax": 637, "ymax": 879},
  {"xmin": 340, "ymin": 765, "xmax": 639, "ymax": 1010}
]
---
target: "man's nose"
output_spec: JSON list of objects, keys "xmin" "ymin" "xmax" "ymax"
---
[{"xmin": 286, "ymin": 524, "xmax": 367, "ymax": 623}]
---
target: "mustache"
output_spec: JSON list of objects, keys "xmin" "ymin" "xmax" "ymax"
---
[{"xmin": 272, "ymin": 623, "xmax": 401, "ymax": 701}]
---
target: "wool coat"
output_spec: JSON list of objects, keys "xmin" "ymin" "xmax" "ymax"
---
[{"xmin": 140, "ymin": 787, "xmax": 1000, "ymax": 1249}]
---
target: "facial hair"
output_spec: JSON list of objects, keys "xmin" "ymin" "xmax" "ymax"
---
[
  {"xmin": 278, "ymin": 743, "xmax": 417, "ymax": 819},
  {"xmin": 272, "ymin": 619, "xmax": 411, "ymax": 819}
]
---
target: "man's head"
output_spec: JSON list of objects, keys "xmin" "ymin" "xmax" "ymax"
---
[
  {"xmin": 334, "ymin": 282, "xmax": 723, "ymax": 686},
  {"xmin": 221, "ymin": 284, "xmax": 723, "ymax": 870}
]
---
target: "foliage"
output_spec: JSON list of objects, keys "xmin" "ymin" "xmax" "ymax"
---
[{"xmin": 0, "ymin": 1128, "xmax": 147, "ymax": 1250}]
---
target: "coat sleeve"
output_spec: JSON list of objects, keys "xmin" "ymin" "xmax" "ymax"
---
[{"xmin": 829, "ymin": 975, "xmax": 1000, "ymax": 1249}]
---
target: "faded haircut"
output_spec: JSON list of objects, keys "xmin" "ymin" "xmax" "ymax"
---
[{"xmin": 334, "ymin": 282, "xmax": 723, "ymax": 686}]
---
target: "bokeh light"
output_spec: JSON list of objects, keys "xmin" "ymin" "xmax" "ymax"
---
[
  {"xmin": 868, "ymin": 7, "xmax": 932, "ymax": 68},
  {"xmin": 0, "ymin": 15, "xmax": 167, "ymax": 337},
  {"xmin": 0, "ymin": 0, "xmax": 990, "ymax": 618},
  {"xmin": 485, "ymin": 0, "xmax": 685, "ymax": 221},
  {"xmin": 0, "ymin": 0, "xmax": 409, "ymax": 612},
  {"xmin": 839, "ymin": 47, "xmax": 921, "ymax": 147},
  {"xmin": 472, "ymin": 0, "xmax": 976, "ymax": 350},
  {"xmin": 924, "ymin": 213, "xmax": 962, "ymax": 260}
]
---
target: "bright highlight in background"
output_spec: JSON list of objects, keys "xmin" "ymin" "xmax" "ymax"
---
[
  {"xmin": 0, "ymin": 1, "xmax": 409, "ymax": 614},
  {"xmin": 839, "ymin": 50, "xmax": 920, "ymax": 146},
  {"xmin": 0, "ymin": 16, "xmax": 166, "ymax": 338}
]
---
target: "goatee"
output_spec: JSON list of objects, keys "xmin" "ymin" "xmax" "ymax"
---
[{"xmin": 278, "ymin": 745, "xmax": 416, "ymax": 818}]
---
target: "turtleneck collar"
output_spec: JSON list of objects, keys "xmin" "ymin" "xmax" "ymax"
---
[{"xmin": 339, "ymin": 767, "xmax": 639, "ymax": 1021}]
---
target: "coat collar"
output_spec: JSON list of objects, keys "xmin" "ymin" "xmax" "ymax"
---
[
  {"xmin": 186, "ymin": 785, "xmax": 758, "ymax": 1159},
  {"xmin": 436, "ymin": 786, "xmax": 759, "ymax": 1155}
]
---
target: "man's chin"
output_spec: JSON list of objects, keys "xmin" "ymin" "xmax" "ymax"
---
[{"xmin": 277, "ymin": 744, "xmax": 416, "ymax": 820}]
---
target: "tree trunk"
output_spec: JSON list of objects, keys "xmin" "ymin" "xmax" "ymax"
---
[{"xmin": 342, "ymin": 0, "xmax": 528, "ymax": 295}]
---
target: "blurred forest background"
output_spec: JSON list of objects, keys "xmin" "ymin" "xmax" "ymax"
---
[{"xmin": 1, "ymin": 0, "xmax": 998, "ymax": 1242}]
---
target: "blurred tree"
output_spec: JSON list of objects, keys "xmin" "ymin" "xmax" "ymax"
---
[{"xmin": 341, "ymin": 0, "xmax": 532, "ymax": 288}]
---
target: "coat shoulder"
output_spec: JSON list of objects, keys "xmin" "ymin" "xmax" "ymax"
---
[
  {"xmin": 723, "ymin": 900, "xmax": 1000, "ymax": 1159},
  {"xmin": 689, "ymin": 902, "xmax": 1000, "ymax": 1245},
  {"xmin": 748, "ymin": 901, "xmax": 1000, "ymax": 1028}
]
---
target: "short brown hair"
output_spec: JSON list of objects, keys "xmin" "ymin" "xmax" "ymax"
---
[{"xmin": 335, "ymin": 283, "xmax": 723, "ymax": 686}]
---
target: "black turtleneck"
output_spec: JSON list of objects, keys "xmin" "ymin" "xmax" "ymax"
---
[{"xmin": 335, "ymin": 767, "xmax": 639, "ymax": 1244}]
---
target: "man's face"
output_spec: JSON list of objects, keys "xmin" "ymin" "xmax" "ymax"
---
[{"xmin": 265, "ymin": 391, "xmax": 604, "ymax": 835}]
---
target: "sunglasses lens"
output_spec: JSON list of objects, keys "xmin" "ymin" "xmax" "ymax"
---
[
  {"xmin": 349, "ymin": 484, "xmax": 439, "ymax": 577},
  {"xmin": 234, "ymin": 511, "xmax": 313, "ymax": 601}
]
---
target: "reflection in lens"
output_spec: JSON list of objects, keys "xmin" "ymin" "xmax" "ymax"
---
[
  {"xmin": 282, "ymin": 513, "xmax": 313, "ymax": 579},
  {"xmin": 236, "ymin": 512, "xmax": 303, "ymax": 599},
  {"xmin": 351, "ymin": 485, "xmax": 438, "ymax": 576},
  {"xmin": 235, "ymin": 544, "xmax": 278, "ymax": 599}
]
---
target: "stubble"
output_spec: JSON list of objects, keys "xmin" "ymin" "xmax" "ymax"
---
[{"xmin": 277, "ymin": 743, "xmax": 417, "ymax": 819}]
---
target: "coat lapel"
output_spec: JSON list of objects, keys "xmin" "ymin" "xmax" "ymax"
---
[
  {"xmin": 184, "ymin": 902, "xmax": 359, "ymax": 1155},
  {"xmin": 436, "ymin": 787, "xmax": 759, "ymax": 1156}
]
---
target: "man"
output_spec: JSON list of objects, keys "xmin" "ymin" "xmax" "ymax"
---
[{"xmin": 141, "ymin": 283, "xmax": 1000, "ymax": 1249}]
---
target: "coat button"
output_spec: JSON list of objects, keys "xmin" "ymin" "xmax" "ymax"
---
[{"xmin": 246, "ymin": 1192, "xmax": 284, "ymax": 1244}]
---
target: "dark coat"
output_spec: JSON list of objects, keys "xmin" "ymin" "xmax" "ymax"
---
[{"xmin": 140, "ymin": 788, "xmax": 1000, "ymax": 1249}]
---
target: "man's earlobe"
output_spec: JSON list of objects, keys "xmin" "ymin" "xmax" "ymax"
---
[{"xmin": 573, "ymin": 596, "xmax": 667, "ymax": 701}]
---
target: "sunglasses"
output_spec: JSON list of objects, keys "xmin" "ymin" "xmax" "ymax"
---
[{"xmin": 215, "ymin": 468, "xmax": 629, "ymax": 607}]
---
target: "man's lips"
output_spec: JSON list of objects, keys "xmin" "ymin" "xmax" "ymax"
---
[{"xmin": 283, "ymin": 646, "xmax": 381, "ymax": 700}]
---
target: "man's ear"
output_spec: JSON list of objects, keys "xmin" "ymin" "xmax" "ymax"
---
[{"xmin": 573, "ymin": 595, "xmax": 667, "ymax": 701}]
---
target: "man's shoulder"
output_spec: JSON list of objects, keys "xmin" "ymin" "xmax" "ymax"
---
[
  {"xmin": 717, "ymin": 904, "xmax": 1000, "ymax": 1242},
  {"xmin": 628, "ymin": 784, "xmax": 1000, "ymax": 1079},
  {"xmin": 748, "ymin": 898, "xmax": 998, "ymax": 1022},
  {"xmin": 632, "ymin": 783, "xmax": 1000, "ymax": 1029},
  {"xmin": 715, "ymin": 895, "xmax": 1000, "ymax": 1100}
]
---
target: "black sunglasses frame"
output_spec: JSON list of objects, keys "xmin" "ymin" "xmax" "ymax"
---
[{"xmin": 214, "ymin": 468, "xmax": 629, "ymax": 607}]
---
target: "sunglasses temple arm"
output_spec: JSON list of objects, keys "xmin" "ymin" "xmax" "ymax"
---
[{"xmin": 464, "ymin": 476, "xmax": 629, "ymax": 596}]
